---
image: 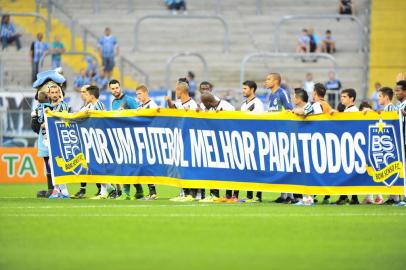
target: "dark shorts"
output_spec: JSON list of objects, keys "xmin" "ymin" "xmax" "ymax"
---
[{"xmin": 103, "ymin": 56, "xmax": 115, "ymax": 72}]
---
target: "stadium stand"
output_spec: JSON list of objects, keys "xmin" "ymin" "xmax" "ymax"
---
[
  {"xmin": 368, "ymin": 0, "xmax": 406, "ymax": 95},
  {"xmin": 1, "ymin": 0, "xmax": 370, "ymax": 99}
]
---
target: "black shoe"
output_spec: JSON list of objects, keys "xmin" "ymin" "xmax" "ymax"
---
[
  {"xmin": 274, "ymin": 197, "xmax": 285, "ymax": 203},
  {"xmin": 349, "ymin": 199, "xmax": 360, "ymax": 205},
  {"xmin": 72, "ymin": 189, "xmax": 86, "ymax": 199},
  {"xmin": 284, "ymin": 197, "xmax": 295, "ymax": 204},
  {"xmin": 37, "ymin": 190, "xmax": 48, "ymax": 198},
  {"xmin": 108, "ymin": 189, "xmax": 118, "ymax": 199},
  {"xmin": 384, "ymin": 199, "xmax": 397, "ymax": 205},
  {"xmin": 117, "ymin": 190, "xmax": 122, "ymax": 197},
  {"xmin": 134, "ymin": 192, "xmax": 144, "ymax": 200},
  {"xmin": 333, "ymin": 197, "xmax": 349, "ymax": 205},
  {"xmin": 94, "ymin": 189, "xmax": 101, "ymax": 196}
]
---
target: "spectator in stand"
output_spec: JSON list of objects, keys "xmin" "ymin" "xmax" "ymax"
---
[
  {"xmin": 303, "ymin": 72, "xmax": 315, "ymax": 100},
  {"xmin": 296, "ymin": 29, "xmax": 310, "ymax": 53},
  {"xmin": 308, "ymin": 27, "xmax": 321, "ymax": 53},
  {"xmin": 338, "ymin": 0, "xmax": 354, "ymax": 15},
  {"xmin": 74, "ymin": 68, "xmax": 91, "ymax": 92},
  {"xmin": 325, "ymin": 71, "xmax": 342, "ymax": 106},
  {"xmin": 0, "ymin": 14, "xmax": 21, "ymax": 50},
  {"xmin": 86, "ymin": 56, "xmax": 98, "ymax": 78},
  {"xmin": 92, "ymin": 68, "xmax": 109, "ymax": 92},
  {"xmin": 322, "ymin": 30, "xmax": 336, "ymax": 54},
  {"xmin": 187, "ymin": 71, "xmax": 196, "ymax": 98},
  {"xmin": 370, "ymin": 82, "xmax": 383, "ymax": 111},
  {"xmin": 164, "ymin": 0, "xmax": 187, "ymax": 14},
  {"xmin": 30, "ymin": 32, "xmax": 49, "ymax": 83},
  {"xmin": 98, "ymin": 27, "xmax": 118, "ymax": 78},
  {"xmin": 50, "ymin": 35, "xmax": 65, "ymax": 69}
]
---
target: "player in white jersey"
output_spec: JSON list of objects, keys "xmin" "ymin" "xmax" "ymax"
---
[
  {"xmin": 334, "ymin": 88, "xmax": 360, "ymax": 205},
  {"xmin": 394, "ymin": 78, "xmax": 406, "ymax": 206},
  {"xmin": 78, "ymin": 86, "xmax": 116, "ymax": 199},
  {"xmin": 236, "ymin": 80, "xmax": 264, "ymax": 203},
  {"xmin": 136, "ymin": 85, "xmax": 158, "ymax": 109},
  {"xmin": 198, "ymin": 93, "xmax": 235, "ymax": 203},
  {"xmin": 135, "ymin": 85, "xmax": 158, "ymax": 200},
  {"xmin": 166, "ymin": 80, "xmax": 198, "ymax": 202},
  {"xmin": 198, "ymin": 81, "xmax": 220, "ymax": 111}
]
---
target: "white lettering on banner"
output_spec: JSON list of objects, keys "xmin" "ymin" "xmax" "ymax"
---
[{"xmin": 78, "ymin": 127, "xmax": 368, "ymax": 175}]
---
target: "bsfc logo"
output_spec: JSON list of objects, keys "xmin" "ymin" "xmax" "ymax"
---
[
  {"xmin": 366, "ymin": 118, "xmax": 404, "ymax": 186},
  {"xmin": 54, "ymin": 120, "xmax": 88, "ymax": 175}
]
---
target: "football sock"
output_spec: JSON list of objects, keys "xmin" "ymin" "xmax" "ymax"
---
[
  {"xmin": 134, "ymin": 184, "xmax": 143, "ymax": 194},
  {"xmin": 247, "ymin": 191, "xmax": 253, "ymax": 199},
  {"xmin": 46, "ymin": 173, "xmax": 54, "ymax": 191},
  {"xmin": 148, "ymin": 184, "xmax": 156, "ymax": 195},
  {"xmin": 123, "ymin": 184, "xmax": 131, "ymax": 195}
]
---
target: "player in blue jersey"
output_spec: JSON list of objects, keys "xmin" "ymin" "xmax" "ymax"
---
[
  {"xmin": 265, "ymin": 73, "xmax": 295, "ymax": 203},
  {"xmin": 108, "ymin": 79, "xmax": 144, "ymax": 200}
]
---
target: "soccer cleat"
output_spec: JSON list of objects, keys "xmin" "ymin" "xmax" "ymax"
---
[
  {"xmin": 139, "ymin": 194, "xmax": 158, "ymax": 201},
  {"xmin": 284, "ymin": 197, "xmax": 295, "ymax": 204},
  {"xmin": 294, "ymin": 201, "xmax": 305, "ymax": 206},
  {"xmin": 134, "ymin": 192, "xmax": 144, "ymax": 200},
  {"xmin": 116, "ymin": 194, "xmax": 131, "ymax": 200},
  {"xmin": 108, "ymin": 190, "xmax": 118, "ymax": 199},
  {"xmin": 227, "ymin": 196, "xmax": 238, "ymax": 203},
  {"xmin": 361, "ymin": 198, "xmax": 374, "ymax": 205},
  {"xmin": 71, "ymin": 190, "xmax": 86, "ymax": 199},
  {"xmin": 349, "ymin": 199, "xmax": 360, "ymax": 205},
  {"xmin": 374, "ymin": 197, "xmax": 384, "ymax": 205},
  {"xmin": 274, "ymin": 197, "xmax": 285, "ymax": 203},
  {"xmin": 395, "ymin": 201, "xmax": 406, "ymax": 206},
  {"xmin": 59, "ymin": 194, "xmax": 71, "ymax": 199},
  {"xmin": 145, "ymin": 194, "xmax": 158, "ymax": 200},
  {"xmin": 49, "ymin": 191, "xmax": 60, "ymax": 199},
  {"xmin": 199, "ymin": 196, "xmax": 218, "ymax": 203},
  {"xmin": 169, "ymin": 196, "xmax": 184, "ymax": 202},
  {"xmin": 322, "ymin": 198, "xmax": 330, "ymax": 204},
  {"xmin": 94, "ymin": 189, "xmax": 101, "ymax": 196},
  {"xmin": 383, "ymin": 198, "xmax": 397, "ymax": 205},
  {"xmin": 182, "ymin": 195, "xmax": 195, "ymax": 202},
  {"xmin": 90, "ymin": 194, "xmax": 108, "ymax": 200},
  {"xmin": 332, "ymin": 197, "xmax": 350, "ymax": 205}
]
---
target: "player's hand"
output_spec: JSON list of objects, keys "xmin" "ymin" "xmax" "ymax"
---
[
  {"xmin": 44, "ymin": 107, "xmax": 50, "ymax": 113},
  {"xmin": 329, "ymin": 109, "xmax": 338, "ymax": 115},
  {"xmin": 164, "ymin": 96, "xmax": 171, "ymax": 102}
]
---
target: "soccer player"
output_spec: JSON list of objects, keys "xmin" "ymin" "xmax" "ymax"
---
[
  {"xmin": 76, "ymin": 85, "xmax": 116, "ymax": 199},
  {"xmin": 394, "ymin": 78, "xmax": 406, "ymax": 206},
  {"xmin": 265, "ymin": 73, "xmax": 295, "ymax": 203},
  {"xmin": 166, "ymin": 80, "xmax": 198, "ymax": 202},
  {"xmin": 46, "ymin": 82, "xmax": 71, "ymax": 199},
  {"xmin": 333, "ymin": 88, "xmax": 360, "ymax": 205},
  {"xmin": 135, "ymin": 85, "xmax": 158, "ymax": 200},
  {"xmin": 237, "ymin": 80, "xmax": 264, "ymax": 203},
  {"xmin": 198, "ymin": 81, "xmax": 220, "ymax": 111},
  {"xmin": 71, "ymin": 85, "xmax": 103, "ymax": 199},
  {"xmin": 198, "ymin": 92, "xmax": 235, "ymax": 203},
  {"xmin": 109, "ymin": 79, "xmax": 144, "ymax": 200},
  {"xmin": 375, "ymin": 87, "xmax": 400, "ymax": 205}
]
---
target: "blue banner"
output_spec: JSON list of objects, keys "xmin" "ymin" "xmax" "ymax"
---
[{"xmin": 46, "ymin": 109, "xmax": 406, "ymax": 195}]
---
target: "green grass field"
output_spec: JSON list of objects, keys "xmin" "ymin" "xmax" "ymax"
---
[{"xmin": 0, "ymin": 184, "xmax": 405, "ymax": 270}]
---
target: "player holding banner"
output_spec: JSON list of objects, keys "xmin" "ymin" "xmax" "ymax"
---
[
  {"xmin": 237, "ymin": 80, "xmax": 264, "ymax": 203},
  {"xmin": 135, "ymin": 85, "xmax": 158, "ymax": 200}
]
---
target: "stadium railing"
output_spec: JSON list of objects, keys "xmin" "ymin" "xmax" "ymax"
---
[
  {"xmin": 39, "ymin": 51, "xmax": 100, "ymax": 72},
  {"xmin": 134, "ymin": 14, "xmax": 230, "ymax": 53},
  {"xmin": 240, "ymin": 52, "xmax": 338, "ymax": 86}
]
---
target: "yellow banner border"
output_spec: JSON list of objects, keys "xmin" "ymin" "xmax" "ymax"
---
[
  {"xmin": 47, "ymin": 109, "xmax": 400, "ymax": 122},
  {"xmin": 54, "ymin": 175, "xmax": 404, "ymax": 195}
]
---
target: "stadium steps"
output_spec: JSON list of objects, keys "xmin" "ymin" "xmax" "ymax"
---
[
  {"xmin": 0, "ymin": 0, "xmax": 139, "ymax": 90},
  {"xmin": 56, "ymin": 0, "xmax": 369, "ymax": 96},
  {"xmin": 368, "ymin": 0, "xmax": 406, "ymax": 93}
]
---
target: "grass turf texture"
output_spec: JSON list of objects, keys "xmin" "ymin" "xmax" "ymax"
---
[{"xmin": 0, "ymin": 184, "xmax": 405, "ymax": 270}]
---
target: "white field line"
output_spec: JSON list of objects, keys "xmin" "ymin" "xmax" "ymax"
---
[{"xmin": 1, "ymin": 213, "xmax": 406, "ymax": 218}]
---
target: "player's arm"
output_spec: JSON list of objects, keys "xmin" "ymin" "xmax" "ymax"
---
[
  {"xmin": 280, "ymin": 92, "xmax": 293, "ymax": 111},
  {"xmin": 165, "ymin": 96, "xmax": 176, "ymax": 108}
]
